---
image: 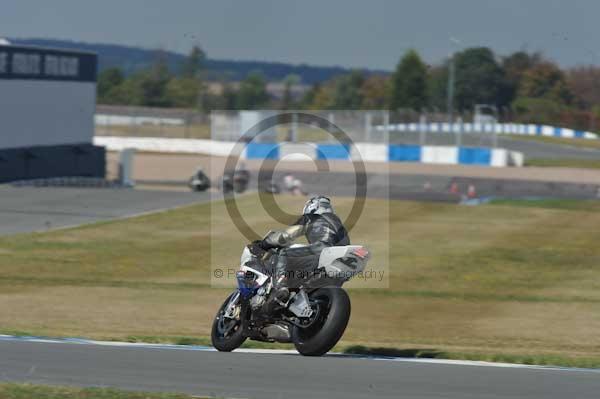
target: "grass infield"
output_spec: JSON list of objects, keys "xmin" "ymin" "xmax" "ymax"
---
[
  {"xmin": 0, "ymin": 383, "xmax": 204, "ymax": 399},
  {"xmin": 524, "ymin": 158, "xmax": 600, "ymax": 169},
  {"xmin": 1, "ymin": 195, "xmax": 600, "ymax": 368},
  {"xmin": 507, "ymin": 134, "xmax": 600, "ymax": 150}
]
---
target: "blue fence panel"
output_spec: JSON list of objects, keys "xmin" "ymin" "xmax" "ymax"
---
[
  {"xmin": 536, "ymin": 125, "xmax": 543, "ymax": 135},
  {"xmin": 554, "ymin": 127, "xmax": 563, "ymax": 137},
  {"xmin": 246, "ymin": 143, "xmax": 279, "ymax": 159},
  {"xmin": 458, "ymin": 147, "xmax": 491, "ymax": 165},
  {"xmin": 388, "ymin": 145, "xmax": 421, "ymax": 162},
  {"xmin": 574, "ymin": 130, "xmax": 585, "ymax": 138},
  {"xmin": 316, "ymin": 144, "xmax": 350, "ymax": 160}
]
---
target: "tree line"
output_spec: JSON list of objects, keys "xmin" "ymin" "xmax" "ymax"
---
[{"xmin": 98, "ymin": 46, "xmax": 600, "ymax": 131}]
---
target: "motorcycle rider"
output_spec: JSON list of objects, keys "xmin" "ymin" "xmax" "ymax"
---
[
  {"xmin": 258, "ymin": 195, "xmax": 350, "ymax": 304},
  {"xmin": 189, "ymin": 166, "xmax": 211, "ymax": 192}
]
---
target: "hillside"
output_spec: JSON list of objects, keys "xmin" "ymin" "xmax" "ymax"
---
[{"xmin": 9, "ymin": 38, "xmax": 387, "ymax": 84}]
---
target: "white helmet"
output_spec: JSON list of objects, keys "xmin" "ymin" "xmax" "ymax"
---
[{"xmin": 302, "ymin": 195, "xmax": 333, "ymax": 215}]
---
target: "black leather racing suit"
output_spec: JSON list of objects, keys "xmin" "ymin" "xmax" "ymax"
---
[{"xmin": 275, "ymin": 212, "xmax": 350, "ymax": 288}]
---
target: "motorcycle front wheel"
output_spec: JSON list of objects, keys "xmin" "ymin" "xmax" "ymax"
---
[
  {"xmin": 292, "ymin": 287, "xmax": 351, "ymax": 356},
  {"xmin": 211, "ymin": 292, "xmax": 247, "ymax": 352}
]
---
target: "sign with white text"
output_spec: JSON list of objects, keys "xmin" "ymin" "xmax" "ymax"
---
[{"xmin": 0, "ymin": 45, "xmax": 96, "ymax": 82}]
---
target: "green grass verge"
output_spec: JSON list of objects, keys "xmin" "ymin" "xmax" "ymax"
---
[
  {"xmin": 488, "ymin": 198, "xmax": 600, "ymax": 211},
  {"xmin": 507, "ymin": 134, "xmax": 600, "ymax": 150},
  {"xmin": 0, "ymin": 383, "xmax": 203, "ymax": 399},
  {"xmin": 525, "ymin": 158, "xmax": 600, "ymax": 169},
  {"xmin": 2, "ymin": 195, "xmax": 600, "ymax": 368},
  {"xmin": 342, "ymin": 346, "xmax": 600, "ymax": 368}
]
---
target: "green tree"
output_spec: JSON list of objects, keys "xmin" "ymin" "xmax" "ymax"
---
[
  {"xmin": 300, "ymin": 83, "xmax": 322, "ymax": 109},
  {"xmin": 512, "ymin": 97, "xmax": 566, "ymax": 125},
  {"xmin": 567, "ymin": 66, "xmax": 600, "ymax": 109},
  {"xmin": 309, "ymin": 83, "xmax": 335, "ymax": 109},
  {"xmin": 453, "ymin": 47, "xmax": 510, "ymax": 110},
  {"xmin": 112, "ymin": 72, "xmax": 148, "ymax": 105},
  {"xmin": 102, "ymin": 80, "xmax": 137, "ymax": 105},
  {"xmin": 281, "ymin": 74, "xmax": 300, "ymax": 110},
  {"xmin": 221, "ymin": 83, "xmax": 238, "ymax": 109},
  {"xmin": 332, "ymin": 70, "xmax": 365, "ymax": 109},
  {"xmin": 165, "ymin": 77, "xmax": 201, "ymax": 108},
  {"xmin": 502, "ymin": 51, "xmax": 543, "ymax": 106},
  {"xmin": 360, "ymin": 75, "xmax": 390, "ymax": 109},
  {"xmin": 390, "ymin": 49, "xmax": 428, "ymax": 110},
  {"xmin": 194, "ymin": 81, "xmax": 235, "ymax": 111},
  {"xmin": 236, "ymin": 72, "xmax": 269, "ymax": 109},
  {"xmin": 97, "ymin": 67, "xmax": 124, "ymax": 103},
  {"xmin": 519, "ymin": 62, "xmax": 573, "ymax": 104},
  {"xmin": 137, "ymin": 52, "xmax": 171, "ymax": 106},
  {"xmin": 426, "ymin": 65, "xmax": 449, "ymax": 111},
  {"xmin": 180, "ymin": 45, "xmax": 206, "ymax": 78}
]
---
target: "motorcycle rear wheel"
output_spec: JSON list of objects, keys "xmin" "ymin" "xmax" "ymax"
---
[
  {"xmin": 292, "ymin": 287, "xmax": 351, "ymax": 356},
  {"xmin": 211, "ymin": 292, "xmax": 247, "ymax": 352}
]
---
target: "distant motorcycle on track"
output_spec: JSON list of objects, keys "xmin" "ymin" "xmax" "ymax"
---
[
  {"xmin": 221, "ymin": 166, "xmax": 250, "ymax": 194},
  {"xmin": 188, "ymin": 167, "xmax": 211, "ymax": 192}
]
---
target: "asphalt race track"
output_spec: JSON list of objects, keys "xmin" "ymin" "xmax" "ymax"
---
[
  {"xmin": 499, "ymin": 136, "xmax": 600, "ymax": 160},
  {"xmin": 0, "ymin": 186, "xmax": 212, "ymax": 235},
  {"xmin": 5, "ymin": 174, "xmax": 595, "ymax": 237},
  {"xmin": 262, "ymin": 171, "xmax": 600, "ymax": 201},
  {"xmin": 0, "ymin": 338, "xmax": 599, "ymax": 399}
]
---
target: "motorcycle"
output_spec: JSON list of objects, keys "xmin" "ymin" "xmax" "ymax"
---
[
  {"xmin": 211, "ymin": 230, "xmax": 370, "ymax": 356},
  {"xmin": 221, "ymin": 169, "xmax": 250, "ymax": 194},
  {"xmin": 188, "ymin": 168, "xmax": 211, "ymax": 192}
]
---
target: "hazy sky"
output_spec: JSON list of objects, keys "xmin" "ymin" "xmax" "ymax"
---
[{"xmin": 2, "ymin": 0, "xmax": 599, "ymax": 70}]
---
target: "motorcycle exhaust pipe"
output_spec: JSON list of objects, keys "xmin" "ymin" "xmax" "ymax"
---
[{"xmin": 261, "ymin": 324, "xmax": 292, "ymax": 342}]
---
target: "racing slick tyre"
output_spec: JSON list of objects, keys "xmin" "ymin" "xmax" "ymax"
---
[
  {"xmin": 211, "ymin": 292, "xmax": 247, "ymax": 352},
  {"xmin": 292, "ymin": 287, "xmax": 351, "ymax": 356}
]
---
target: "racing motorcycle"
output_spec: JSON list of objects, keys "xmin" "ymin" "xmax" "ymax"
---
[
  {"xmin": 188, "ymin": 168, "xmax": 211, "ymax": 192},
  {"xmin": 211, "ymin": 230, "xmax": 370, "ymax": 356},
  {"xmin": 221, "ymin": 170, "xmax": 249, "ymax": 194}
]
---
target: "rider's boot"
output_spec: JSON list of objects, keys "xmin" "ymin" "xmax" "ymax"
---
[
  {"xmin": 265, "ymin": 252, "xmax": 290, "ymax": 312},
  {"xmin": 274, "ymin": 251, "xmax": 291, "ymax": 302}
]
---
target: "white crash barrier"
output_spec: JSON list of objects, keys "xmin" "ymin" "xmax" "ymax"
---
[
  {"xmin": 421, "ymin": 146, "xmax": 458, "ymax": 164},
  {"xmin": 94, "ymin": 136, "xmax": 236, "ymax": 156},
  {"xmin": 94, "ymin": 136, "xmax": 523, "ymax": 167}
]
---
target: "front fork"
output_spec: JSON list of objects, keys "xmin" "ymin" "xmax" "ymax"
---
[{"xmin": 223, "ymin": 291, "xmax": 241, "ymax": 319}]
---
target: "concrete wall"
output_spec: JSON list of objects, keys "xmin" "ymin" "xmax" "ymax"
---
[
  {"xmin": 0, "ymin": 144, "xmax": 105, "ymax": 183},
  {"xmin": 94, "ymin": 136, "xmax": 236, "ymax": 157},
  {"xmin": 0, "ymin": 80, "xmax": 96, "ymax": 148},
  {"xmin": 0, "ymin": 44, "xmax": 97, "ymax": 148}
]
